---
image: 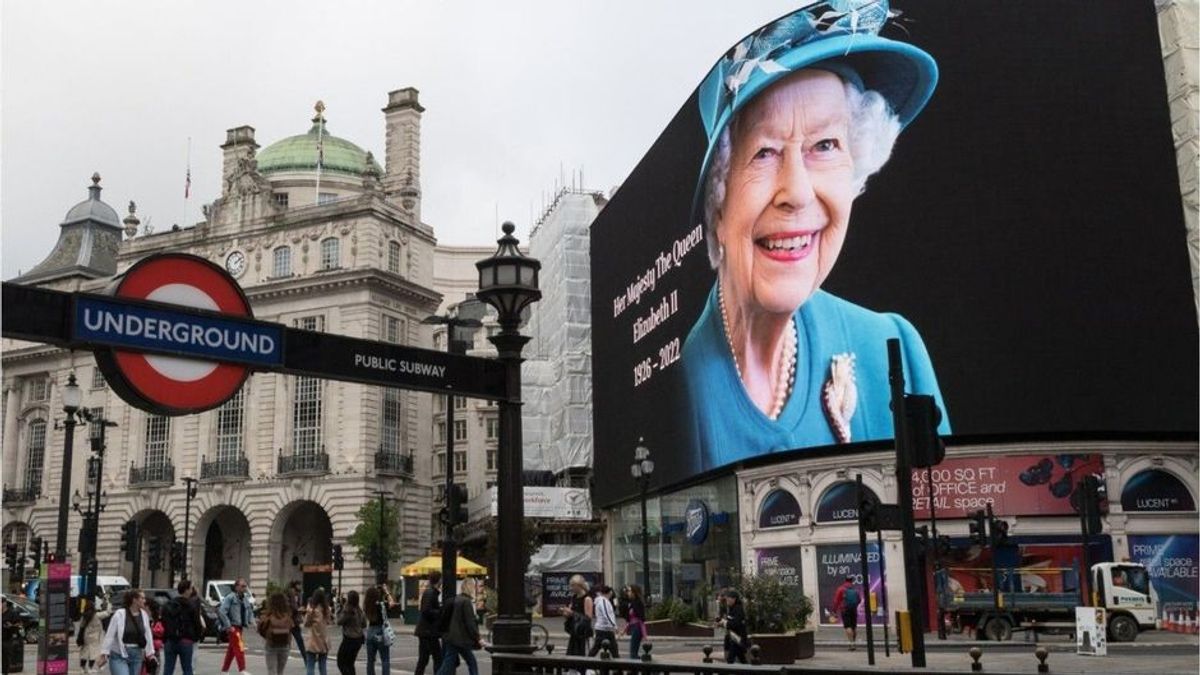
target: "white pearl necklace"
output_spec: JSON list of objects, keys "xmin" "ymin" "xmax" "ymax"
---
[{"xmin": 718, "ymin": 285, "xmax": 798, "ymax": 420}]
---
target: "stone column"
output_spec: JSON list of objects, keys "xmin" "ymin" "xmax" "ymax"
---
[{"xmin": 2, "ymin": 385, "xmax": 20, "ymax": 481}]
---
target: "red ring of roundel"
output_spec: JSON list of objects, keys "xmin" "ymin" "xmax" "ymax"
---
[{"xmin": 111, "ymin": 255, "xmax": 251, "ymax": 412}]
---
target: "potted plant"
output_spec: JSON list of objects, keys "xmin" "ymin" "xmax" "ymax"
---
[
  {"xmin": 644, "ymin": 598, "xmax": 715, "ymax": 638},
  {"xmin": 734, "ymin": 573, "xmax": 815, "ymax": 663}
]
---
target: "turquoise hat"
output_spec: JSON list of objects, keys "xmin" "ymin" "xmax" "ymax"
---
[{"xmin": 693, "ymin": 0, "xmax": 938, "ymax": 222}]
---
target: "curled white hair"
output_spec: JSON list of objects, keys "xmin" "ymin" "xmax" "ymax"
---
[{"xmin": 703, "ymin": 81, "xmax": 902, "ymax": 269}]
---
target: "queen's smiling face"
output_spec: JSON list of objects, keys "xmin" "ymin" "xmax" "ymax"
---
[{"xmin": 717, "ymin": 69, "xmax": 856, "ymax": 317}]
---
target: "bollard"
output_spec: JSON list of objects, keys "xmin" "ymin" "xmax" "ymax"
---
[
  {"xmin": 641, "ymin": 641, "xmax": 654, "ymax": 662},
  {"xmin": 749, "ymin": 643, "xmax": 764, "ymax": 665},
  {"xmin": 702, "ymin": 645, "xmax": 714, "ymax": 663},
  {"xmin": 601, "ymin": 639, "xmax": 613, "ymax": 660},
  {"xmin": 545, "ymin": 643, "xmax": 555, "ymax": 655},
  {"xmin": 1034, "ymin": 646, "xmax": 1049, "ymax": 674},
  {"xmin": 969, "ymin": 646, "xmax": 983, "ymax": 672}
]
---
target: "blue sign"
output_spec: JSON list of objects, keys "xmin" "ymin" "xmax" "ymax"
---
[
  {"xmin": 1129, "ymin": 534, "xmax": 1199, "ymax": 617},
  {"xmin": 75, "ymin": 296, "xmax": 283, "ymax": 367},
  {"xmin": 685, "ymin": 499, "xmax": 709, "ymax": 545}
]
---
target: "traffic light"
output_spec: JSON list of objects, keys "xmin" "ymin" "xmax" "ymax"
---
[
  {"xmin": 169, "ymin": 541, "xmax": 184, "ymax": 572},
  {"xmin": 968, "ymin": 510, "xmax": 988, "ymax": 546},
  {"xmin": 990, "ymin": 517, "xmax": 1010, "ymax": 547},
  {"xmin": 120, "ymin": 521, "xmax": 139, "ymax": 562},
  {"xmin": 936, "ymin": 535, "xmax": 952, "ymax": 557},
  {"xmin": 448, "ymin": 484, "xmax": 469, "ymax": 527},
  {"xmin": 28, "ymin": 537, "xmax": 43, "ymax": 568},
  {"xmin": 332, "ymin": 544, "xmax": 344, "ymax": 571},
  {"xmin": 4, "ymin": 544, "xmax": 15, "ymax": 570},
  {"xmin": 860, "ymin": 493, "xmax": 880, "ymax": 532},
  {"xmin": 915, "ymin": 525, "xmax": 930, "ymax": 554},
  {"xmin": 905, "ymin": 394, "xmax": 945, "ymax": 468},
  {"xmin": 146, "ymin": 537, "xmax": 162, "ymax": 571},
  {"xmin": 1079, "ymin": 474, "xmax": 1106, "ymax": 537}
]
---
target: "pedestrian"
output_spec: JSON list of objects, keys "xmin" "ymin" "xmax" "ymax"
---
[
  {"xmin": 142, "ymin": 600, "xmax": 165, "ymax": 675},
  {"xmin": 620, "ymin": 585, "xmax": 645, "ymax": 660},
  {"xmin": 413, "ymin": 572, "xmax": 443, "ymax": 675},
  {"xmin": 560, "ymin": 575, "xmax": 593, "ymax": 658},
  {"xmin": 217, "ymin": 577, "xmax": 254, "ymax": 675},
  {"xmin": 434, "ymin": 583, "xmax": 480, "ymax": 675},
  {"xmin": 289, "ymin": 580, "xmax": 308, "ymax": 662},
  {"xmin": 304, "ymin": 588, "xmax": 333, "ymax": 675},
  {"xmin": 96, "ymin": 589, "xmax": 157, "ymax": 675},
  {"xmin": 587, "ymin": 586, "xmax": 619, "ymax": 657},
  {"xmin": 257, "ymin": 591, "xmax": 295, "ymax": 675},
  {"xmin": 833, "ymin": 576, "xmax": 861, "ymax": 651},
  {"xmin": 77, "ymin": 602, "xmax": 110, "ymax": 674},
  {"xmin": 719, "ymin": 590, "xmax": 748, "ymax": 664},
  {"xmin": 160, "ymin": 580, "xmax": 202, "ymax": 675},
  {"xmin": 335, "ymin": 590, "xmax": 366, "ymax": 675},
  {"xmin": 714, "ymin": 587, "xmax": 729, "ymax": 661},
  {"xmin": 2, "ymin": 597, "xmax": 24, "ymax": 675},
  {"xmin": 363, "ymin": 585, "xmax": 392, "ymax": 675}
]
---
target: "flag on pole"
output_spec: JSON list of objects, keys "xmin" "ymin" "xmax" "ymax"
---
[{"xmin": 185, "ymin": 166, "xmax": 191, "ymax": 199}]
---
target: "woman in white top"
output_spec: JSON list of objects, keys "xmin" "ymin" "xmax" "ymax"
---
[
  {"xmin": 587, "ymin": 585, "xmax": 620, "ymax": 658},
  {"xmin": 96, "ymin": 588, "xmax": 156, "ymax": 675}
]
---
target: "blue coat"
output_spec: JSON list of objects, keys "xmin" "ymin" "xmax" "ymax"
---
[{"xmin": 682, "ymin": 286, "xmax": 949, "ymax": 472}]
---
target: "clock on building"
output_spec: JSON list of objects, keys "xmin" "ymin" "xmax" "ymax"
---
[{"xmin": 225, "ymin": 250, "xmax": 247, "ymax": 278}]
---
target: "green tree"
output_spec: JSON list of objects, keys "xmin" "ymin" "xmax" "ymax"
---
[{"xmin": 348, "ymin": 499, "xmax": 403, "ymax": 576}]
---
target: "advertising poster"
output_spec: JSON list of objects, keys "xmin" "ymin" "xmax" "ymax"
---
[
  {"xmin": 1121, "ymin": 471, "xmax": 1196, "ymax": 513},
  {"xmin": 757, "ymin": 489, "xmax": 802, "ymax": 528},
  {"xmin": 37, "ymin": 561, "xmax": 71, "ymax": 674},
  {"xmin": 1128, "ymin": 535, "xmax": 1199, "ymax": 618},
  {"xmin": 911, "ymin": 454, "xmax": 1104, "ymax": 519},
  {"xmin": 815, "ymin": 481, "xmax": 879, "ymax": 523},
  {"xmin": 541, "ymin": 572, "xmax": 603, "ymax": 617},
  {"xmin": 754, "ymin": 547, "xmax": 803, "ymax": 588},
  {"xmin": 590, "ymin": 1, "xmax": 1197, "ymax": 508},
  {"xmin": 816, "ymin": 542, "xmax": 881, "ymax": 624}
]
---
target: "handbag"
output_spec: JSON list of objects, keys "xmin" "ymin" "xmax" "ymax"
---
[{"xmin": 377, "ymin": 602, "xmax": 396, "ymax": 647}]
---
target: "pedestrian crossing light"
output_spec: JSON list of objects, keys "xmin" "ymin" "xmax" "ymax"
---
[
  {"xmin": 449, "ymin": 484, "xmax": 470, "ymax": 527},
  {"xmin": 905, "ymin": 394, "xmax": 945, "ymax": 468}
]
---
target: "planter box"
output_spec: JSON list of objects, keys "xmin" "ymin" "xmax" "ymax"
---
[
  {"xmin": 749, "ymin": 631, "xmax": 814, "ymax": 664},
  {"xmin": 644, "ymin": 619, "xmax": 715, "ymax": 638}
]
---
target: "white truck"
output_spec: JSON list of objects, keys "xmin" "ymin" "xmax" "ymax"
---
[
  {"xmin": 204, "ymin": 579, "xmax": 257, "ymax": 611},
  {"xmin": 938, "ymin": 562, "xmax": 1158, "ymax": 642}
]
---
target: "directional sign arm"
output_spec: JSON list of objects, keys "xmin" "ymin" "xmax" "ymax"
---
[{"xmin": 2, "ymin": 283, "xmax": 73, "ymax": 345}]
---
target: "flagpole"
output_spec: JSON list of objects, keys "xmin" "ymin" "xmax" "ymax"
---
[{"xmin": 314, "ymin": 100, "xmax": 325, "ymax": 206}]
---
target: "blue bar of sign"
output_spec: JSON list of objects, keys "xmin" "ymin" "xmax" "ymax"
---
[{"xmin": 74, "ymin": 296, "xmax": 283, "ymax": 367}]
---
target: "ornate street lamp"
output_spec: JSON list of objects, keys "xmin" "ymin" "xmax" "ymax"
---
[
  {"xmin": 56, "ymin": 373, "xmax": 83, "ymax": 559},
  {"xmin": 630, "ymin": 438, "xmax": 654, "ymax": 604},
  {"xmin": 422, "ymin": 298, "xmax": 484, "ymax": 602},
  {"xmin": 475, "ymin": 222, "xmax": 540, "ymax": 654}
]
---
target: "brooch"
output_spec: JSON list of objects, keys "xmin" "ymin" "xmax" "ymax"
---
[{"xmin": 821, "ymin": 352, "xmax": 857, "ymax": 444}]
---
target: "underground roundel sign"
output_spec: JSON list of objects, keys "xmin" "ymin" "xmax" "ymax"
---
[{"xmin": 89, "ymin": 253, "xmax": 276, "ymax": 415}]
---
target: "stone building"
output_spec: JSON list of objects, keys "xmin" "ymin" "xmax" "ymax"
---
[{"xmin": 2, "ymin": 88, "xmax": 440, "ymax": 596}]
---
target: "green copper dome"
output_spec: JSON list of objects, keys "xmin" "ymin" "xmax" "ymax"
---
[{"xmin": 256, "ymin": 118, "xmax": 382, "ymax": 177}]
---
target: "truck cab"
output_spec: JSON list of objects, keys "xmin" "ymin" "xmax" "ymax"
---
[{"xmin": 1093, "ymin": 562, "xmax": 1157, "ymax": 641}]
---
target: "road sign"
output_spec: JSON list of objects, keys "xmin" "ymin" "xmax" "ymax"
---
[{"xmin": 91, "ymin": 254, "xmax": 264, "ymax": 415}]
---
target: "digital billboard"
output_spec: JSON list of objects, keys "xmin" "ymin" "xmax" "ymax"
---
[{"xmin": 591, "ymin": 1, "xmax": 1198, "ymax": 507}]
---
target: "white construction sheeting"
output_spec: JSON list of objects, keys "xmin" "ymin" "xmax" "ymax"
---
[{"xmin": 526, "ymin": 543, "xmax": 603, "ymax": 575}]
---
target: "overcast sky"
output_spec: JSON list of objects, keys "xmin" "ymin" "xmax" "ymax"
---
[{"xmin": 1, "ymin": 1, "xmax": 804, "ymax": 279}]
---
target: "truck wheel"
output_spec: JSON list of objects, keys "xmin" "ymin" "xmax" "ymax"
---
[
  {"xmin": 984, "ymin": 617, "xmax": 1013, "ymax": 641},
  {"xmin": 1108, "ymin": 615, "xmax": 1138, "ymax": 642}
]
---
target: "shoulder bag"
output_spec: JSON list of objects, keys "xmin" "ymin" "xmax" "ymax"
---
[{"xmin": 377, "ymin": 601, "xmax": 396, "ymax": 647}]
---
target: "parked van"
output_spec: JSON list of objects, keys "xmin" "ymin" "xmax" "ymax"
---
[
  {"xmin": 23, "ymin": 575, "xmax": 130, "ymax": 610},
  {"xmin": 205, "ymin": 579, "xmax": 257, "ymax": 611}
]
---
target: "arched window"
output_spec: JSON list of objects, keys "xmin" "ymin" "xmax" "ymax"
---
[
  {"xmin": 758, "ymin": 489, "xmax": 802, "ymax": 528},
  {"xmin": 24, "ymin": 419, "xmax": 46, "ymax": 493},
  {"xmin": 387, "ymin": 240, "xmax": 402, "ymax": 274},
  {"xmin": 815, "ymin": 481, "xmax": 880, "ymax": 523},
  {"xmin": 320, "ymin": 237, "xmax": 340, "ymax": 270},
  {"xmin": 1121, "ymin": 469, "xmax": 1196, "ymax": 512},
  {"xmin": 273, "ymin": 246, "xmax": 292, "ymax": 277}
]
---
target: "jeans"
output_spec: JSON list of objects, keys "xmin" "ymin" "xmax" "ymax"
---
[
  {"xmin": 292, "ymin": 625, "xmax": 308, "ymax": 660},
  {"xmin": 337, "ymin": 636, "xmax": 364, "ymax": 675},
  {"xmin": 306, "ymin": 651, "xmax": 329, "ymax": 675},
  {"xmin": 628, "ymin": 623, "xmax": 644, "ymax": 659},
  {"xmin": 435, "ymin": 643, "xmax": 478, "ymax": 675},
  {"xmin": 414, "ymin": 635, "xmax": 442, "ymax": 675},
  {"xmin": 365, "ymin": 626, "xmax": 390, "ymax": 675},
  {"xmin": 108, "ymin": 646, "xmax": 145, "ymax": 675},
  {"xmin": 161, "ymin": 639, "xmax": 195, "ymax": 675},
  {"xmin": 263, "ymin": 646, "xmax": 290, "ymax": 675}
]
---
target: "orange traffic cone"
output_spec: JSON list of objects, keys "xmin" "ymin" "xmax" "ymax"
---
[
  {"xmin": 1190, "ymin": 611, "xmax": 1199, "ymax": 635},
  {"xmin": 1165, "ymin": 611, "xmax": 1177, "ymax": 633}
]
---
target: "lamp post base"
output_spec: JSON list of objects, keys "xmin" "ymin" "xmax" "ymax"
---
[{"xmin": 488, "ymin": 614, "xmax": 535, "ymax": 655}]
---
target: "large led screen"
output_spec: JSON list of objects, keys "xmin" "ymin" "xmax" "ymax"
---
[{"xmin": 591, "ymin": 1, "xmax": 1198, "ymax": 507}]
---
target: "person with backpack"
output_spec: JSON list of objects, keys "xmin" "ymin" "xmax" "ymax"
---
[
  {"xmin": 833, "ymin": 576, "xmax": 862, "ymax": 651},
  {"xmin": 160, "ymin": 580, "xmax": 202, "ymax": 675},
  {"xmin": 413, "ymin": 572, "xmax": 443, "ymax": 675},
  {"xmin": 257, "ymin": 591, "xmax": 296, "ymax": 675},
  {"xmin": 434, "ymin": 584, "xmax": 480, "ymax": 675},
  {"xmin": 303, "ymin": 588, "xmax": 333, "ymax": 675},
  {"xmin": 335, "ymin": 590, "xmax": 366, "ymax": 675}
]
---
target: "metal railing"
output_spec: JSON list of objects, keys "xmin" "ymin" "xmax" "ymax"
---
[
  {"xmin": 2, "ymin": 485, "xmax": 40, "ymax": 504},
  {"xmin": 375, "ymin": 449, "xmax": 414, "ymax": 476},
  {"xmin": 278, "ymin": 449, "xmax": 329, "ymax": 476},
  {"xmin": 129, "ymin": 462, "xmax": 174, "ymax": 486},
  {"xmin": 200, "ymin": 455, "xmax": 250, "ymax": 481}
]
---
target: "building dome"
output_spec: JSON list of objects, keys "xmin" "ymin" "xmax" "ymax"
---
[
  {"xmin": 62, "ymin": 172, "xmax": 120, "ymax": 227},
  {"xmin": 256, "ymin": 117, "xmax": 382, "ymax": 178}
]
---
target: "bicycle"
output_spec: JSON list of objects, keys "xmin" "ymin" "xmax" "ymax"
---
[{"xmin": 486, "ymin": 623, "xmax": 551, "ymax": 652}]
